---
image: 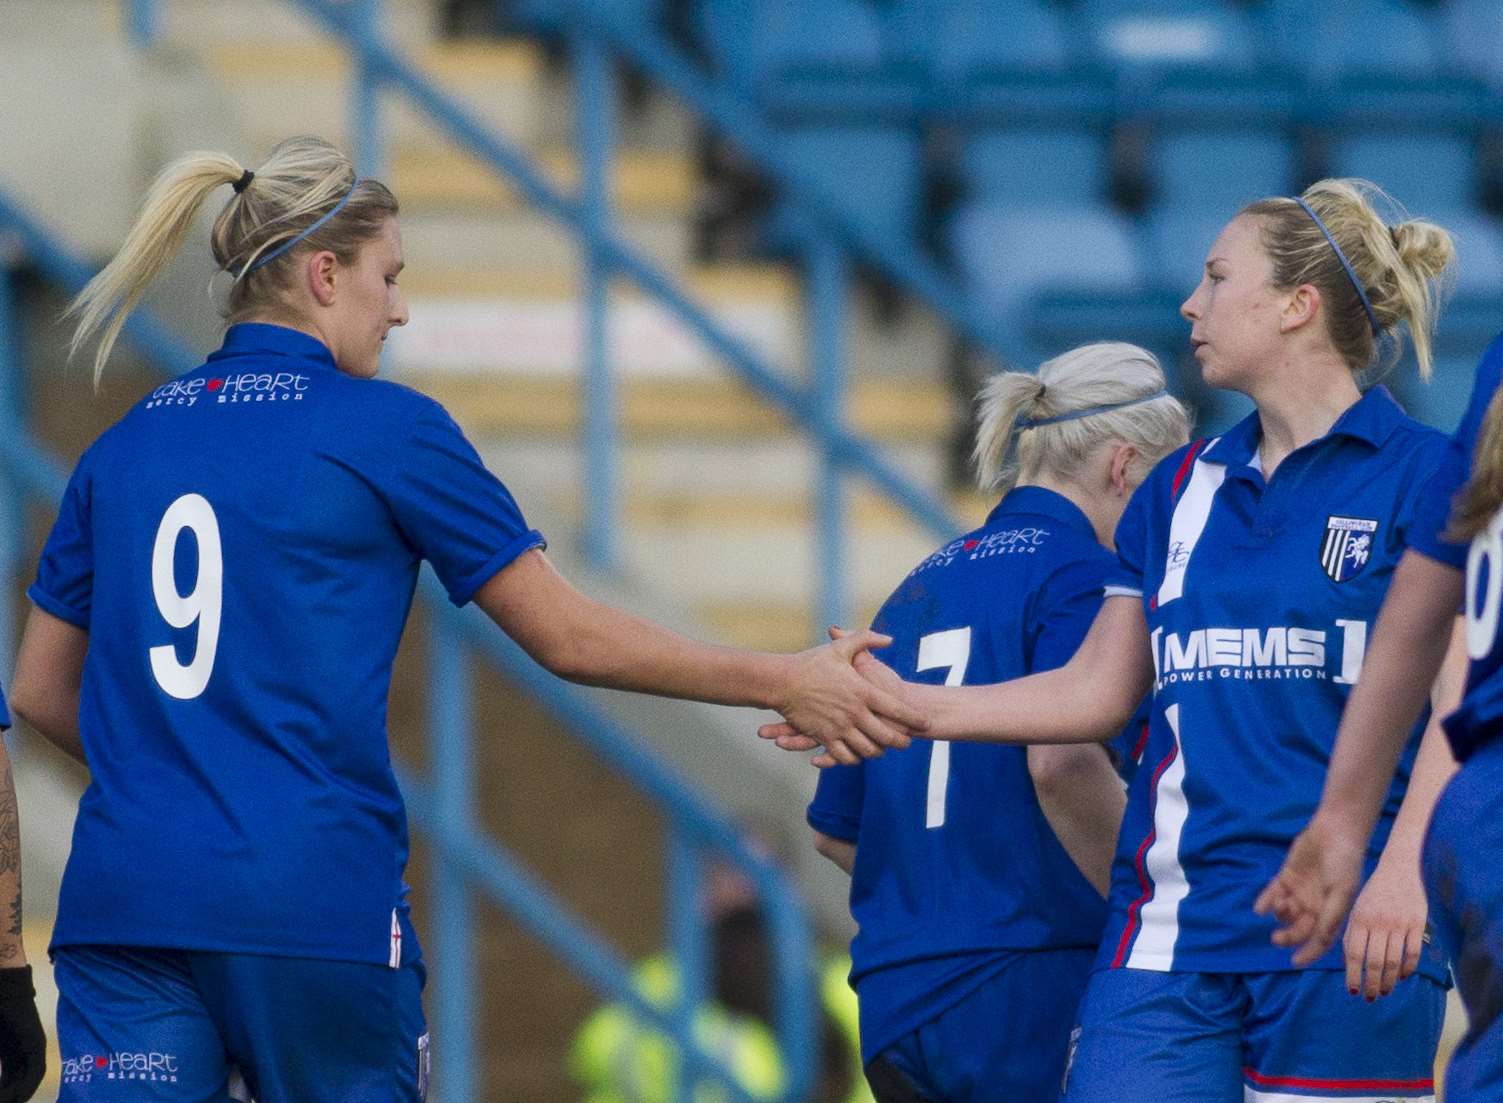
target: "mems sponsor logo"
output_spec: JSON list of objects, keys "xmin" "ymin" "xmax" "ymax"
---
[
  {"xmin": 910, "ymin": 527, "xmax": 1052, "ymax": 576},
  {"xmin": 145, "ymin": 372, "xmax": 310, "ymax": 409},
  {"xmin": 62, "ymin": 1050, "xmax": 181, "ymax": 1084},
  {"xmin": 1150, "ymin": 621, "xmax": 1368, "ymax": 689}
]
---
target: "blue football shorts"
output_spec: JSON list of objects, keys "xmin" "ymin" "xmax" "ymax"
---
[
  {"xmin": 867, "ymin": 948, "xmax": 1094, "ymax": 1103},
  {"xmin": 53, "ymin": 920, "xmax": 427, "ymax": 1102},
  {"xmin": 1424, "ymin": 737, "xmax": 1503, "ymax": 1102},
  {"xmin": 1062, "ymin": 966, "xmax": 1444, "ymax": 1103}
]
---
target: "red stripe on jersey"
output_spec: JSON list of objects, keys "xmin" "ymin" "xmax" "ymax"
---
[
  {"xmin": 1169, "ymin": 439, "xmax": 1208, "ymax": 499},
  {"xmin": 1110, "ymin": 742, "xmax": 1180, "ymax": 968},
  {"xmin": 1130, "ymin": 721, "xmax": 1150, "ymax": 764},
  {"xmin": 1242, "ymin": 1066, "xmax": 1434, "ymax": 1093}
]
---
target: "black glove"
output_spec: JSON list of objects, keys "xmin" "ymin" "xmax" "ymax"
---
[{"xmin": 0, "ymin": 966, "xmax": 44, "ymax": 1102}]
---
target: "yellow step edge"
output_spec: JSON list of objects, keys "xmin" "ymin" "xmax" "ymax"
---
[
  {"xmin": 209, "ymin": 39, "xmax": 545, "ymax": 83},
  {"xmin": 699, "ymin": 601, "xmax": 887, "ymax": 653},
  {"xmin": 392, "ymin": 148, "xmax": 694, "ymax": 213},
  {"xmin": 399, "ymin": 264, "xmax": 798, "ymax": 304},
  {"xmin": 409, "ymin": 375, "xmax": 952, "ymax": 440}
]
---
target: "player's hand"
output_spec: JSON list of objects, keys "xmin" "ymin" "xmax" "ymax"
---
[
  {"xmin": 767, "ymin": 628, "xmax": 926, "ymax": 766},
  {"xmin": 1342, "ymin": 854, "xmax": 1427, "ymax": 1000},
  {"xmin": 0, "ymin": 966, "xmax": 46, "ymax": 1102},
  {"xmin": 1254, "ymin": 813, "xmax": 1366, "ymax": 967}
]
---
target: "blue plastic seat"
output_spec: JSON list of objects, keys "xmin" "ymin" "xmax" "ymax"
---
[
  {"xmin": 1395, "ymin": 356, "xmax": 1473, "ymax": 434},
  {"xmin": 949, "ymin": 202, "xmax": 1146, "ymax": 321},
  {"xmin": 1265, "ymin": 0, "xmax": 1441, "ymax": 83},
  {"xmin": 932, "ymin": 0, "xmax": 1073, "ymax": 77},
  {"xmin": 1444, "ymin": 0, "xmax": 1503, "ymax": 87},
  {"xmin": 1077, "ymin": 0, "xmax": 1259, "ymax": 71},
  {"xmin": 1329, "ymin": 133, "xmax": 1476, "ymax": 216},
  {"xmin": 699, "ymin": 0, "xmax": 885, "ymax": 91},
  {"xmin": 1440, "ymin": 210, "xmax": 1503, "ymax": 298},
  {"xmin": 765, "ymin": 126, "xmax": 924, "ymax": 247},
  {"xmin": 956, "ymin": 128, "xmax": 1110, "ymax": 208},
  {"xmin": 1146, "ymin": 208, "xmax": 1240, "ymax": 300},
  {"xmin": 1153, "ymin": 129, "xmax": 1294, "ymax": 213}
]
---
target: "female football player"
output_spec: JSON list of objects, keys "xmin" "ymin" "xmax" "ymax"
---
[
  {"xmin": 5, "ymin": 136, "xmax": 923, "ymax": 1103},
  {"xmin": 1259, "ymin": 331, "xmax": 1503, "ymax": 1098},
  {"xmin": 808, "ymin": 342, "xmax": 1189, "ymax": 1103},
  {"xmin": 770, "ymin": 179, "xmax": 1466, "ymax": 1103}
]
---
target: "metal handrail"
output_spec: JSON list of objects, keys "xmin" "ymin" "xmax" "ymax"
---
[{"xmin": 0, "ymin": 185, "xmax": 816, "ymax": 1103}]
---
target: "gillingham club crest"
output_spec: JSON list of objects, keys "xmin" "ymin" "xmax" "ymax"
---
[{"xmin": 1321, "ymin": 515, "xmax": 1379, "ymax": 583}]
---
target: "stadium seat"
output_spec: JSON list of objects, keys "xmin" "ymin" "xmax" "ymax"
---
[
  {"xmin": 1145, "ymin": 207, "xmax": 1240, "ymax": 299},
  {"xmin": 931, "ymin": 0, "xmax": 1074, "ymax": 77},
  {"xmin": 1151, "ymin": 129, "xmax": 1294, "ymax": 213},
  {"xmin": 1439, "ymin": 210, "xmax": 1503, "ymax": 299},
  {"xmin": 1263, "ymin": 0, "xmax": 1442, "ymax": 83},
  {"xmin": 1077, "ymin": 0, "xmax": 1260, "ymax": 71},
  {"xmin": 764, "ymin": 125, "xmax": 925, "ymax": 248},
  {"xmin": 1395, "ymin": 355, "xmax": 1473, "ymax": 433},
  {"xmin": 948, "ymin": 202, "xmax": 1147, "ymax": 328},
  {"xmin": 1329, "ymin": 132, "xmax": 1477, "ymax": 216},
  {"xmin": 1442, "ymin": 0, "xmax": 1503, "ymax": 87},
  {"xmin": 955, "ymin": 127, "xmax": 1112, "ymax": 208},
  {"xmin": 699, "ymin": 0, "xmax": 885, "ymax": 92}
]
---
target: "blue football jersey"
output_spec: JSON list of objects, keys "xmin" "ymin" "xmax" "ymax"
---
[
  {"xmin": 807, "ymin": 486, "xmax": 1131, "ymax": 1062},
  {"xmin": 1099, "ymin": 387, "xmax": 1449, "ymax": 980},
  {"xmin": 1406, "ymin": 335, "xmax": 1503, "ymax": 763},
  {"xmin": 29, "ymin": 323, "xmax": 544, "ymax": 965}
]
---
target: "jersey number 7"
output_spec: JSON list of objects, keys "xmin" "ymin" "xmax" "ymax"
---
[{"xmin": 917, "ymin": 627, "xmax": 971, "ymax": 829}]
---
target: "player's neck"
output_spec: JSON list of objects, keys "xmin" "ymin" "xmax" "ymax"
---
[
  {"xmin": 1250, "ymin": 358, "xmax": 1360, "ymax": 478},
  {"xmin": 1021, "ymin": 475, "xmax": 1116, "ymax": 551}
]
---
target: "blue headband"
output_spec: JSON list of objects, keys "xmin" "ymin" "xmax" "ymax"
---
[
  {"xmin": 1016, "ymin": 389, "xmax": 1169, "ymax": 430},
  {"xmin": 242, "ymin": 181, "xmax": 361, "ymax": 276},
  {"xmin": 1293, "ymin": 197, "xmax": 1380, "ymax": 336}
]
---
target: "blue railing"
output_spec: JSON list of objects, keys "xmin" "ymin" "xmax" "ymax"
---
[
  {"xmin": 0, "ymin": 186, "xmax": 817, "ymax": 1103},
  {"xmin": 128, "ymin": 0, "xmax": 965, "ymax": 637}
]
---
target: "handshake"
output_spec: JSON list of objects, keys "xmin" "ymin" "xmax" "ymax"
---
[{"xmin": 762, "ymin": 627, "xmax": 927, "ymax": 767}]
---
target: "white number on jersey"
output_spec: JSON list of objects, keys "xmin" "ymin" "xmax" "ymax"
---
[
  {"xmin": 149, "ymin": 493, "xmax": 224, "ymax": 700},
  {"xmin": 1467, "ymin": 507, "xmax": 1503, "ymax": 661},
  {"xmin": 916, "ymin": 627, "xmax": 972, "ymax": 829}
]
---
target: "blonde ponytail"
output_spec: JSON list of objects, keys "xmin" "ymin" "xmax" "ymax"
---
[
  {"xmin": 68, "ymin": 136, "xmax": 399, "ymax": 385},
  {"xmin": 973, "ymin": 341, "xmax": 1190, "ymax": 495},
  {"xmin": 1242, "ymin": 178, "xmax": 1456, "ymax": 380},
  {"xmin": 67, "ymin": 153, "xmax": 246, "ymax": 385}
]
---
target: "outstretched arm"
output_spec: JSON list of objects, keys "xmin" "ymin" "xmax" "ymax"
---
[
  {"xmin": 1257, "ymin": 550, "xmax": 1464, "ymax": 963},
  {"xmin": 474, "ymin": 549, "xmax": 927, "ymax": 764}
]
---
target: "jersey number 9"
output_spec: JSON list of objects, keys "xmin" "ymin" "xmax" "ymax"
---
[{"xmin": 149, "ymin": 493, "xmax": 224, "ymax": 700}]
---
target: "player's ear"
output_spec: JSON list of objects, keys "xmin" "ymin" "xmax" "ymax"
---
[
  {"xmin": 1109, "ymin": 443, "xmax": 1138, "ymax": 497},
  {"xmin": 1280, "ymin": 283, "xmax": 1320, "ymax": 334},
  {"xmin": 306, "ymin": 249, "xmax": 340, "ymax": 308}
]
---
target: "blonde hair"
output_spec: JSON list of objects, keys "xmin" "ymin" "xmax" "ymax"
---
[
  {"xmin": 1241, "ymin": 179, "xmax": 1455, "ymax": 381},
  {"xmin": 973, "ymin": 341, "xmax": 1191, "ymax": 495},
  {"xmin": 1449, "ymin": 387, "xmax": 1503, "ymax": 541},
  {"xmin": 67, "ymin": 136, "xmax": 398, "ymax": 384}
]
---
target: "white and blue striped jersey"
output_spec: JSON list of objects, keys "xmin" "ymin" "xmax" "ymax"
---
[{"xmin": 1098, "ymin": 387, "xmax": 1449, "ymax": 979}]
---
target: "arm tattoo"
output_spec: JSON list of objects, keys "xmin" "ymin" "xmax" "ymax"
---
[{"xmin": 0, "ymin": 755, "xmax": 23, "ymax": 964}]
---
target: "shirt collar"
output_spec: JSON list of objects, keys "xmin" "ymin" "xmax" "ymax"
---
[
  {"xmin": 1200, "ymin": 385, "xmax": 1406, "ymax": 468},
  {"xmin": 208, "ymin": 323, "xmax": 339, "ymax": 372},
  {"xmin": 986, "ymin": 485, "xmax": 1098, "ymax": 539}
]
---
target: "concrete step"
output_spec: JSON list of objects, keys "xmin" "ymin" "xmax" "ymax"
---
[
  {"xmin": 396, "ymin": 207, "xmax": 694, "ymax": 272},
  {"xmin": 207, "ymin": 38, "xmax": 547, "ymax": 156},
  {"xmin": 402, "ymin": 372, "xmax": 954, "ymax": 441},
  {"xmin": 157, "ymin": 0, "xmax": 436, "ymax": 50}
]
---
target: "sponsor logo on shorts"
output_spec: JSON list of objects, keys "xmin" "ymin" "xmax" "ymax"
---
[{"xmin": 62, "ymin": 1050, "xmax": 181, "ymax": 1084}]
